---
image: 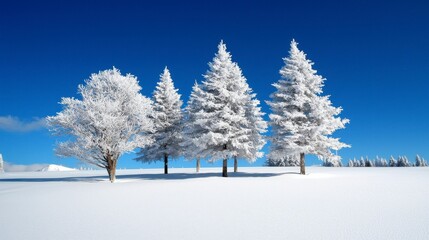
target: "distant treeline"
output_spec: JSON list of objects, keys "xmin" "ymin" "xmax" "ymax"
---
[{"xmin": 266, "ymin": 155, "xmax": 428, "ymax": 167}]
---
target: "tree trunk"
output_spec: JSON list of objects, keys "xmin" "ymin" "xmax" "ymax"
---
[
  {"xmin": 106, "ymin": 154, "xmax": 117, "ymax": 183},
  {"xmin": 164, "ymin": 154, "xmax": 168, "ymax": 174},
  {"xmin": 222, "ymin": 158, "xmax": 228, "ymax": 177},
  {"xmin": 196, "ymin": 158, "xmax": 200, "ymax": 173},
  {"xmin": 300, "ymin": 153, "xmax": 305, "ymax": 175},
  {"xmin": 234, "ymin": 156, "xmax": 238, "ymax": 173}
]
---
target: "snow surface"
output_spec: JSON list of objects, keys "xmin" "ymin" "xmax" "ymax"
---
[
  {"xmin": 3, "ymin": 163, "xmax": 76, "ymax": 172},
  {"xmin": 1, "ymin": 167, "xmax": 428, "ymax": 240}
]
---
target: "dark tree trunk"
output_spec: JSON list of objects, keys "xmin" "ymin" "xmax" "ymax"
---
[
  {"xmin": 300, "ymin": 153, "xmax": 305, "ymax": 175},
  {"xmin": 106, "ymin": 154, "xmax": 117, "ymax": 183},
  {"xmin": 196, "ymin": 158, "xmax": 200, "ymax": 173},
  {"xmin": 234, "ymin": 156, "xmax": 238, "ymax": 173},
  {"xmin": 164, "ymin": 154, "xmax": 168, "ymax": 174},
  {"xmin": 222, "ymin": 159, "xmax": 228, "ymax": 177},
  {"xmin": 222, "ymin": 144, "xmax": 228, "ymax": 177}
]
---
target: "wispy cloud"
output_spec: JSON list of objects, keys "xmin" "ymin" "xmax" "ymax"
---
[{"xmin": 0, "ymin": 116, "xmax": 46, "ymax": 132}]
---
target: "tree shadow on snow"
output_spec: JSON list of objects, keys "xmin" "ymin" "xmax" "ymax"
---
[
  {"xmin": 0, "ymin": 171, "xmax": 298, "ymax": 183},
  {"xmin": 0, "ymin": 176, "xmax": 108, "ymax": 183}
]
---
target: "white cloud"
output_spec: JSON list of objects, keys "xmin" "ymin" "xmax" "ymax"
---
[{"xmin": 0, "ymin": 116, "xmax": 46, "ymax": 132}]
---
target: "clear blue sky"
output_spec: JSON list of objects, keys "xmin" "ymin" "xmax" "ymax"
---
[{"xmin": 0, "ymin": 0, "xmax": 428, "ymax": 169}]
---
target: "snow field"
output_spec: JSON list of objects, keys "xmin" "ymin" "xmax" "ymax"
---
[{"xmin": 1, "ymin": 167, "xmax": 428, "ymax": 240}]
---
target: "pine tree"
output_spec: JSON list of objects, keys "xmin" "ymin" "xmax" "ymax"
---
[
  {"xmin": 364, "ymin": 157, "xmax": 373, "ymax": 167},
  {"xmin": 381, "ymin": 158, "xmax": 388, "ymax": 167},
  {"xmin": 360, "ymin": 157, "xmax": 366, "ymax": 167},
  {"xmin": 267, "ymin": 40, "xmax": 349, "ymax": 175},
  {"xmin": 322, "ymin": 155, "xmax": 343, "ymax": 167},
  {"xmin": 348, "ymin": 159, "xmax": 354, "ymax": 167},
  {"xmin": 415, "ymin": 155, "xmax": 427, "ymax": 167},
  {"xmin": 389, "ymin": 156, "xmax": 397, "ymax": 167},
  {"xmin": 182, "ymin": 81, "xmax": 209, "ymax": 172},
  {"xmin": 192, "ymin": 41, "xmax": 259, "ymax": 177},
  {"xmin": 136, "ymin": 67, "xmax": 183, "ymax": 174},
  {"xmin": 234, "ymin": 91, "xmax": 268, "ymax": 172},
  {"xmin": 397, "ymin": 156, "xmax": 410, "ymax": 167},
  {"xmin": 265, "ymin": 155, "xmax": 299, "ymax": 167},
  {"xmin": 46, "ymin": 68, "xmax": 154, "ymax": 182}
]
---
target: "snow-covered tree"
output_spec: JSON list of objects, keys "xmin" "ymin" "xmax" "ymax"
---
[
  {"xmin": 375, "ymin": 157, "xmax": 388, "ymax": 167},
  {"xmin": 181, "ymin": 81, "xmax": 208, "ymax": 172},
  {"xmin": 136, "ymin": 67, "xmax": 183, "ymax": 174},
  {"xmin": 234, "ymin": 90, "xmax": 268, "ymax": 172},
  {"xmin": 397, "ymin": 156, "xmax": 410, "ymax": 167},
  {"xmin": 360, "ymin": 157, "xmax": 366, "ymax": 167},
  {"xmin": 415, "ymin": 155, "xmax": 428, "ymax": 167},
  {"xmin": 322, "ymin": 155, "xmax": 343, "ymax": 167},
  {"xmin": 389, "ymin": 156, "xmax": 397, "ymax": 167},
  {"xmin": 348, "ymin": 159, "xmax": 354, "ymax": 167},
  {"xmin": 364, "ymin": 157, "xmax": 373, "ymax": 167},
  {"xmin": 381, "ymin": 158, "xmax": 388, "ymax": 167},
  {"xmin": 191, "ymin": 41, "xmax": 264, "ymax": 177},
  {"xmin": 0, "ymin": 154, "xmax": 4, "ymax": 173},
  {"xmin": 265, "ymin": 155, "xmax": 299, "ymax": 167},
  {"xmin": 47, "ymin": 67, "xmax": 154, "ymax": 182},
  {"xmin": 267, "ymin": 39, "xmax": 350, "ymax": 175}
]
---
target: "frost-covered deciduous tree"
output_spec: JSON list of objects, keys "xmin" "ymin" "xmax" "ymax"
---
[
  {"xmin": 136, "ymin": 67, "xmax": 183, "ymax": 174},
  {"xmin": 267, "ymin": 39, "xmax": 350, "ymax": 175},
  {"xmin": 47, "ymin": 68, "xmax": 154, "ymax": 182},
  {"xmin": 192, "ymin": 41, "xmax": 265, "ymax": 177},
  {"xmin": 182, "ymin": 81, "xmax": 208, "ymax": 172}
]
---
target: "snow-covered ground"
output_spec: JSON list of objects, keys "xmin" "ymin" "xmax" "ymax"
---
[
  {"xmin": 3, "ymin": 163, "xmax": 76, "ymax": 172},
  {"xmin": 1, "ymin": 167, "xmax": 428, "ymax": 240}
]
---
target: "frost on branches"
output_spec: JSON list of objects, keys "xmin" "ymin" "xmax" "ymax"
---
[
  {"xmin": 267, "ymin": 40, "xmax": 349, "ymax": 175},
  {"xmin": 46, "ymin": 68, "xmax": 154, "ymax": 182},
  {"xmin": 136, "ymin": 67, "xmax": 183, "ymax": 174},
  {"xmin": 190, "ymin": 41, "xmax": 267, "ymax": 177},
  {"xmin": 181, "ymin": 81, "xmax": 209, "ymax": 172}
]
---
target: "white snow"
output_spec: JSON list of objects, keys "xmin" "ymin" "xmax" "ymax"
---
[
  {"xmin": 3, "ymin": 163, "xmax": 76, "ymax": 172},
  {"xmin": 0, "ymin": 167, "xmax": 428, "ymax": 240},
  {"xmin": 39, "ymin": 164, "xmax": 76, "ymax": 172}
]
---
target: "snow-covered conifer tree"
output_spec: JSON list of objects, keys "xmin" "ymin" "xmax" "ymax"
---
[
  {"xmin": 348, "ymin": 159, "xmax": 354, "ymax": 167},
  {"xmin": 364, "ymin": 157, "xmax": 373, "ymax": 167},
  {"xmin": 415, "ymin": 155, "xmax": 427, "ymax": 167},
  {"xmin": 381, "ymin": 158, "xmax": 388, "ymax": 167},
  {"xmin": 192, "ymin": 41, "xmax": 264, "ymax": 177},
  {"xmin": 265, "ymin": 155, "xmax": 299, "ymax": 167},
  {"xmin": 416, "ymin": 155, "xmax": 422, "ymax": 166},
  {"xmin": 352, "ymin": 158, "xmax": 359, "ymax": 167},
  {"xmin": 397, "ymin": 156, "xmax": 410, "ymax": 167},
  {"xmin": 234, "ymin": 91, "xmax": 268, "ymax": 172},
  {"xmin": 267, "ymin": 39, "xmax": 350, "ymax": 175},
  {"xmin": 360, "ymin": 157, "xmax": 366, "ymax": 167},
  {"xmin": 322, "ymin": 155, "xmax": 343, "ymax": 167},
  {"xmin": 136, "ymin": 67, "xmax": 183, "ymax": 174},
  {"xmin": 181, "ymin": 81, "xmax": 208, "ymax": 172},
  {"xmin": 47, "ymin": 67, "xmax": 154, "ymax": 182},
  {"xmin": 389, "ymin": 156, "xmax": 397, "ymax": 167}
]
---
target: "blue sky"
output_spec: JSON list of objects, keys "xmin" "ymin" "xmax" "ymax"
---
[{"xmin": 0, "ymin": 0, "xmax": 428, "ymax": 169}]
